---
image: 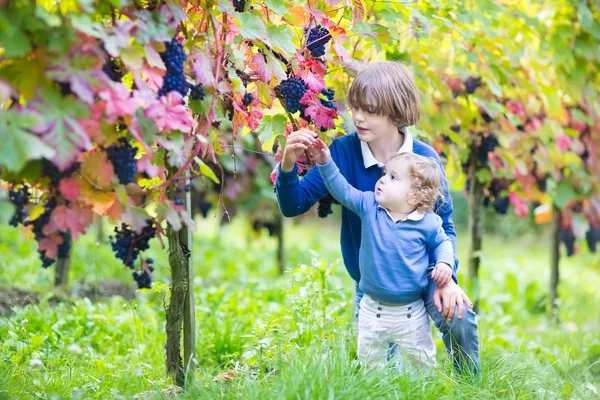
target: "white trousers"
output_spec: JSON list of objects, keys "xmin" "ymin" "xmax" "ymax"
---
[{"xmin": 357, "ymin": 295, "xmax": 437, "ymax": 370}]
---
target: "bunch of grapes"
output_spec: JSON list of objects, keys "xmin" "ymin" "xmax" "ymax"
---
[
  {"xmin": 306, "ymin": 25, "xmax": 331, "ymax": 57},
  {"xmin": 133, "ymin": 258, "xmax": 154, "ymax": 289},
  {"xmin": 190, "ymin": 83, "xmax": 205, "ymax": 100},
  {"xmin": 110, "ymin": 220, "xmax": 156, "ymax": 268},
  {"xmin": 586, "ymin": 226, "xmax": 599, "ymax": 253},
  {"xmin": 232, "ymin": 0, "xmax": 246, "ymax": 12},
  {"xmin": 22, "ymin": 196, "xmax": 68, "ymax": 268},
  {"xmin": 102, "ymin": 58, "xmax": 122, "ymax": 83},
  {"xmin": 8, "ymin": 185, "xmax": 29, "ymax": 227},
  {"xmin": 560, "ymin": 225, "xmax": 576, "ymax": 257},
  {"xmin": 277, "ymin": 78, "xmax": 307, "ymax": 114},
  {"xmin": 42, "ymin": 159, "xmax": 80, "ymax": 187},
  {"xmin": 464, "ymin": 77, "xmax": 482, "ymax": 95},
  {"xmin": 159, "ymin": 37, "xmax": 188, "ymax": 97},
  {"xmin": 317, "ymin": 194, "xmax": 339, "ymax": 218},
  {"xmin": 482, "ymin": 179, "xmax": 509, "ymax": 214},
  {"xmin": 106, "ymin": 139, "xmax": 138, "ymax": 185},
  {"xmin": 476, "ymin": 132, "xmax": 499, "ymax": 166}
]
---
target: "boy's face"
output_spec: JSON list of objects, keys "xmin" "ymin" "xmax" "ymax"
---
[
  {"xmin": 351, "ymin": 105, "xmax": 398, "ymax": 142},
  {"xmin": 375, "ymin": 158, "xmax": 413, "ymax": 211}
]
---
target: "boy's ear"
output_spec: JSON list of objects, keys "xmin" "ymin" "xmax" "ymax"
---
[{"xmin": 406, "ymin": 190, "xmax": 420, "ymax": 206}]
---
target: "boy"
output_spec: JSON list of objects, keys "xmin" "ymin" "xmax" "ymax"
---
[
  {"xmin": 312, "ymin": 140, "xmax": 454, "ymax": 369},
  {"xmin": 275, "ymin": 61, "xmax": 479, "ymax": 375}
]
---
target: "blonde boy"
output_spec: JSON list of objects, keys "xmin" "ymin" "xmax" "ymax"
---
[{"xmin": 311, "ymin": 142, "xmax": 453, "ymax": 368}]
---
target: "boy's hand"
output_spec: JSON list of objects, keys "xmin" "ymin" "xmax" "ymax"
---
[
  {"xmin": 310, "ymin": 138, "xmax": 331, "ymax": 165},
  {"xmin": 281, "ymin": 129, "xmax": 318, "ymax": 172},
  {"xmin": 432, "ymin": 262, "xmax": 452, "ymax": 287}
]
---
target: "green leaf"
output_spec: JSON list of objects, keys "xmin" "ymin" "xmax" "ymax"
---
[
  {"xmin": 486, "ymin": 80, "xmax": 503, "ymax": 97},
  {"xmin": 235, "ymin": 12, "xmax": 267, "ymax": 40},
  {"xmin": 136, "ymin": 108, "xmax": 160, "ymax": 145},
  {"xmin": 0, "ymin": 28, "xmax": 32, "ymax": 58},
  {"xmin": 266, "ymin": 25, "xmax": 296, "ymax": 58},
  {"xmin": 264, "ymin": 0, "xmax": 290, "ymax": 16},
  {"xmin": 0, "ymin": 110, "xmax": 56, "ymax": 173},
  {"xmin": 256, "ymin": 114, "xmax": 287, "ymax": 147},
  {"xmin": 0, "ymin": 189, "xmax": 15, "ymax": 225},
  {"xmin": 554, "ymin": 181, "xmax": 576, "ymax": 209},
  {"xmin": 120, "ymin": 44, "xmax": 145, "ymax": 70},
  {"xmin": 28, "ymin": 88, "xmax": 91, "ymax": 170},
  {"xmin": 194, "ymin": 158, "xmax": 220, "ymax": 184}
]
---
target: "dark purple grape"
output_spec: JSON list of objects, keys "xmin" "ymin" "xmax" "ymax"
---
[
  {"xmin": 233, "ymin": 0, "xmax": 246, "ymax": 12},
  {"xmin": 277, "ymin": 78, "xmax": 307, "ymax": 114},
  {"xmin": 243, "ymin": 93, "xmax": 255, "ymax": 106},
  {"xmin": 110, "ymin": 220, "xmax": 156, "ymax": 268},
  {"xmin": 306, "ymin": 25, "xmax": 331, "ymax": 57},
  {"xmin": 560, "ymin": 227, "xmax": 576, "ymax": 257},
  {"xmin": 464, "ymin": 77, "xmax": 482, "ymax": 95},
  {"xmin": 190, "ymin": 84, "xmax": 205, "ymax": 100},
  {"xmin": 159, "ymin": 38, "xmax": 189, "ymax": 97},
  {"xmin": 8, "ymin": 185, "xmax": 29, "ymax": 227},
  {"xmin": 586, "ymin": 227, "xmax": 599, "ymax": 253},
  {"xmin": 106, "ymin": 139, "xmax": 137, "ymax": 185},
  {"xmin": 317, "ymin": 194, "xmax": 339, "ymax": 218}
]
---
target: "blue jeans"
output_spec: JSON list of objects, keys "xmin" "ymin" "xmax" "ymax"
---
[{"xmin": 355, "ymin": 281, "xmax": 480, "ymax": 377}]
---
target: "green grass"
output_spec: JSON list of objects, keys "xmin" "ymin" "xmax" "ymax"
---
[{"xmin": 0, "ymin": 213, "xmax": 599, "ymax": 399}]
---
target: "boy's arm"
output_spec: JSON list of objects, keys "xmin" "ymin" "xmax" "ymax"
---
[
  {"xmin": 427, "ymin": 215, "xmax": 455, "ymax": 272},
  {"xmin": 317, "ymin": 159, "xmax": 370, "ymax": 217},
  {"xmin": 275, "ymin": 141, "xmax": 343, "ymax": 217}
]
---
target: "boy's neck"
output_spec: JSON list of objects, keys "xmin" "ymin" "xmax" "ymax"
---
[
  {"xmin": 368, "ymin": 129, "xmax": 405, "ymax": 164},
  {"xmin": 386, "ymin": 205, "xmax": 417, "ymax": 219}
]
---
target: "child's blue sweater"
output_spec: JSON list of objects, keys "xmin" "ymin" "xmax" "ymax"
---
[
  {"xmin": 276, "ymin": 131, "xmax": 458, "ymax": 283},
  {"xmin": 316, "ymin": 159, "xmax": 454, "ymax": 304}
]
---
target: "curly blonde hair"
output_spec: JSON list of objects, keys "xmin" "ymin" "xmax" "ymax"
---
[{"xmin": 388, "ymin": 152, "xmax": 444, "ymax": 213}]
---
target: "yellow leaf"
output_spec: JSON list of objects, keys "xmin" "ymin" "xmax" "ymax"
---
[{"xmin": 28, "ymin": 205, "xmax": 46, "ymax": 221}]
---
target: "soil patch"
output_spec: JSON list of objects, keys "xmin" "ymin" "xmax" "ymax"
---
[{"xmin": 0, "ymin": 280, "xmax": 138, "ymax": 317}]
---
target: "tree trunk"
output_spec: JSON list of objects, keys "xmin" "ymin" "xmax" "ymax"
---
[
  {"xmin": 549, "ymin": 205, "xmax": 561, "ymax": 321},
  {"xmin": 165, "ymin": 178, "xmax": 195, "ymax": 387},
  {"xmin": 54, "ymin": 256, "xmax": 70, "ymax": 287},
  {"xmin": 467, "ymin": 150, "xmax": 483, "ymax": 314},
  {"xmin": 276, "ymin": 214, "xmax": 284, "ymax": 275}
]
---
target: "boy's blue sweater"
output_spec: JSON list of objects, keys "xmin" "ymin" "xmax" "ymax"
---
[
  {"xmin": 317, "ymin": 159, "xmax": 454, "ymax": 304},
  {"xmin": 276, "ymin": 131, "xmax": 458, "ymax": 283}
]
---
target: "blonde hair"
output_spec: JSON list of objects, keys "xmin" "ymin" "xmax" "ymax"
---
[
  {"xmin": 388, "ymin": 152, "xmax": 443, "ymax": 212},
  {"xmin": 347, "ymin": 61, "xmax": 421, "ymax": 128}
]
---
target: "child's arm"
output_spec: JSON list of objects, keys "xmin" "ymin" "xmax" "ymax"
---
[
  {"xmin": 312, "ymin": 139, "xmax": 371, "ymax": 217},
  {"xmin": 427, "ymin": 215, "xmax": 455, "ymax": 287}
]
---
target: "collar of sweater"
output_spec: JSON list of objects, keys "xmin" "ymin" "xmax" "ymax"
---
[
  {"xmin": 377, "ymin": 205, "xmax": 425, "ymax": 223},
  {"xmin": 360, "ymin": 127, "xmax": 414, "ymax": 169}
]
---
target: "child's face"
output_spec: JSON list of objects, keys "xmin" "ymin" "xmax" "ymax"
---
[
  {"xmin": 374, "ymin": 158, "xmax": 413, "ymax": 211},
  {"xmin": 351, "ymin": 105, "xmax": 397, "ymax": 142}
]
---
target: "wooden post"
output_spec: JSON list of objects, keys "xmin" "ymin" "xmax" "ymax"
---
[
  {"xmin": 276, "ymin": 214, "xmax": 285, "ymax": 275},
  {"xmin": 54, "ymin": 257, "xmax": 71, "ymax": 286},
  {"xmin": 549, "ymin": 205, "xmax": 561, "ymax": 321},
  {"xmin": 183, "ymin": 185, "xmax": 196, "ymax": 384},
  {"xmin": 467, "ymin": 149, "xmax": 483, "ymax": 314}
]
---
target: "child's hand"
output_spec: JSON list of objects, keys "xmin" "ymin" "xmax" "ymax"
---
[
  {"xmin": 432, "ymin": 262, "xmax": 452, "ymax": 287},
  {"xmin": 310, "ymin": 138, "xmax": 332, "ymax": 165}
]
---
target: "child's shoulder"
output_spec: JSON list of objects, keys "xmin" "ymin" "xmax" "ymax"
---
[{"xmin": 421, "ymin": 211, "xmax": 443, "ymax": 226}]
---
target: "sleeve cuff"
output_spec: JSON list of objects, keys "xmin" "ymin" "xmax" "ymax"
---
[{"xmin": 277, "ymin": 162, "xmax": 299, "ymax": 186}]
